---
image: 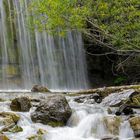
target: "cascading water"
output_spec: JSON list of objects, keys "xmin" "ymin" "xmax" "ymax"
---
[
  {"xmin": 0, "ymin": 92, "xmax": 135, "ymax": 140},
  {"xmin": 0, "ymin": 0, "xmax": 88, "ymax": 90}
]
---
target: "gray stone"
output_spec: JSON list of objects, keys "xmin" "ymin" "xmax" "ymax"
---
[
  {"xmin": 129, "ymin": 116, "xmax": 140, "ymax": 138},
  {"xmin": 31, "ymin": 85, "xmax": 50, "ymax": 92},
  {"xmin": 102, "ymin": 89, "xmax": 136, "ymax": 107},
  {"xmin": 31, "ymin": 95, "xmax": 72, "ymax": 127},
  {"xmin": 10, "ymin": 96, "xmax": 31, "ymax": 112}
]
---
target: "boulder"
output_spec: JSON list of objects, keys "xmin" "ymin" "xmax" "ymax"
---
[
  {"xmin": 74, "ymin": 93, "xmax": 102, "ymax": 104},
  {"xmin": 0, "ymin": 112, "xmax": 20, "ymax": 132},
  {"xmin": 102, "ymin": 89, "xmax": 138, "ymax": 107},
  {"xmin": 0, "ymin": 134, "xmax": 9, "ymax": 140},
  {"xmin": 31, "ymin": 95, "xmax": 72, "ymax": 127},
  {"xmin": 103, "ymin": 116, "xmax": 121, "ymax": 135},
  {"xmin": 115, "ymin": 104, "xmax": 134, "ymax": 116},
  {"xmin": 130, "ymin": 94, "xmax": 140, "ymax": 105},
  {"xmin": 27, "ymin": 129, "xmax": 47, "ymax": 140},
  {"xmin": 31, "ymin": 85, "xmax": 50, "ymax": 92},
  {"xmin": 129, "ymin": 116, "xmax": 140, "ymax": 137},
  {"xmin": 0, "ymin": 112, "xmax": 20, "ymax": 125},
  {"xmin": 10, "ymin": 96, "xmax": 31, "ymax": 112}
]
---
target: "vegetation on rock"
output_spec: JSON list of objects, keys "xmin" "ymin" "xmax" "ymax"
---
[
  {"xmin": 10, "ymin": 96, "xmax": 31, "ymax": 112},
  {"xmin": 27, "ymin": 129, "xmax": 47, "ymax": 140},
  {"xmin": 129, "ymin": 116, "xmax": 140, "ymax": 137}
]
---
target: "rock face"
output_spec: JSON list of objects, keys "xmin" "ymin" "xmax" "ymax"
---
[
  {"xmin": 31, "ymin": 85, "xmax": 50, "ymax": 92},
  {"xmin": 10, "ymin": 96, "xmax": 31, "ymax": 112},
  {"xmin": 129, "ymin": 116, "xmax": 140, "ymax": 138},
  {"xmin": 103, "ymin": 116, "xmax": 121, "ymax": 135},
  {"xmin": 31, "ymin": 95, "xmax": 72, "ymax": 127}
]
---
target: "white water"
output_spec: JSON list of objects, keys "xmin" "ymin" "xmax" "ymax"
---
[
  {"xmin": 0, "ymin": 92, "xmax": 134, "ymax": 140},
  {"xmin": 0, "ymin": 0, "xmax": 88, "ymax": 90}
]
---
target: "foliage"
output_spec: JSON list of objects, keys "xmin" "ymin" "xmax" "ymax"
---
[
  {"xmin": 89, "ymin": 0, "xmax": 140, "ymax": 50},
  {"xmin": 114, "ymin": 76, "xmax": 127, "ymax": 86},
  {"xmin": 29, "ymin": 0, "xmax": 91, "ymax": 34},
  {"xmin": 29, "ymin": 0, "xmax": 140, "ymax": 50}
]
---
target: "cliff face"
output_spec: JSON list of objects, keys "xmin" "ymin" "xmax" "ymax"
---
[{"xmin": 85, "ymin": 43, "xmax": 140, "ymax": 88}]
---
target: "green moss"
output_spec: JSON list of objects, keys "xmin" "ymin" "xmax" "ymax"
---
[
  {"xmin": 9, "ymin": 125, "xmax": 23, "ymax": 133},
  {"xmin": 47, "ymin": 121, "xmax": 64, "ymax": 127},
  {"xmin": 27, "ymin": 129, "xmax": 47, "ymax": 140},
  {"xmin": 37, "ymin": 129, "xmax": 47, "ymax": 135},
  {"xmin": 0, "ymin": 98, "xmax": 5, "ymax": 102},
  {"xmin": 27, "ymin": 135, "xmax": 42, "ymax": 140}
]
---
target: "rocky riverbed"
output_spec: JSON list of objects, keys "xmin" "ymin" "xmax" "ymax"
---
[{"xmin": 0, "ymin": 85, "xmax": 139, "ymax": 140}]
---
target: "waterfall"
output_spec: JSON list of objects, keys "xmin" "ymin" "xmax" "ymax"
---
[{"xmin": 0, "ymin": 0, "xmax": 88, "ymax": 90}]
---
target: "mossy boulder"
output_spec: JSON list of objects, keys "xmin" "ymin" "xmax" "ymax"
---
[
  {"xmin": 129, "ymin": 116, "xmax": 140, "ymax": 138},
  {"xmin": 0, "ymin": 134, "xmax": 9, "ymax": 140},
  {"xmin": 103, "ymin": 116, "xmax": 122, "ymax": 135},
  {"xmin": 130, "ymin": 94, "xmax": 140, "ymax": 105},
  {"xmin": 31, "ymin": 85, "xmax": 50, "ymax": 92},
  {"xmin": 0, "ymin": 112, "xmax": 20, "ymax": 133},
  {"xmin": 8, "ymin": 125, "xmax": 23, "ymax": 133},
  {"xmin": 31, "ymin": 95, "xmax": 72, "ymax": 127},
  {"xmin": 10, "ymin": 96, "xmax": 31, "ymax": 112},
  {"xmin": 0, "ymin": 112, "xmax": 20, "ymax": 126}
]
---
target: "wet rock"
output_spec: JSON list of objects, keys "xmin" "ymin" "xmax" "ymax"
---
[
  {"xmin": 31, "ymin": 85, "xmax": 50, "ymax": 92},
  {"xmin": 103, "ymin": 116, "xmax": 121, "ymax": 135},
  {"xmin": 74, "ymin": 93, "xmax": 102, "ymax": 104},
  {"xmin": 8, "ymin": 125, "xmax": 23, "ymax": 133},
  {"xmin": 27, "ymin": 129, "xmax": 47, "ymax": 140},
  {"xmin": 107, "ymin": 108, "xmax": 112, "ymax": 114},
  {"xmin": 0, "ymin": 98, "xmax": 5, "ymax": 102},
  {"xmin": 0, "ymin": 112, "xmax": 20, "ymax": 125},
  {"xmin": 31, "ymin": 95, "xmax": 72, "ymax": 127},
  {"xmin": 0, "ymin": 134, "xmax": 9, "ymax": 140},
  {"xmin": 129, "ymin": 116, "xmax": 140, "ymax": 137},
  {"xmin": 101, "ymin": 135, "xmax": 119, "ymax": 140},
  {"xmin": 0, "ymin": 112, "xmax": 20, "ymax": 132},
  {"xmin": 130, "ymin": 94, "xmax": 140, "ymax": 105},
  {"xmin": 10, "ymin": 96, "xmax": 31, "ymax": 112},
  {"xmin": 115, "ymin": 104, "xmax": 134, "ymax": 116},
  {"xmin": 102, "ymin": 89, "xmax": 137, "ymax": 107}
]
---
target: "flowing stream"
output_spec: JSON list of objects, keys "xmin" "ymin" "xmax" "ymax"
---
[
  {"xmin": 0, "ymin": 92, "xmax": 135, "ymax": 140},
  {"xmin": 0, "ymin": 1, "xmax": 137, "ymax": 139},
  {"xmin": 0, "ymin": 0, "xmax": 88, "ymax": 90}
]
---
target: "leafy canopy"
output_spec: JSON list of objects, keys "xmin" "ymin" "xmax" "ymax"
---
[
  {"xmin": 29, "ymin": 0, "xmax": 91, "ymax": 33},
  {"xmin": 29, "ymin": 0, "xmax": 140, "ymax": 50}
]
